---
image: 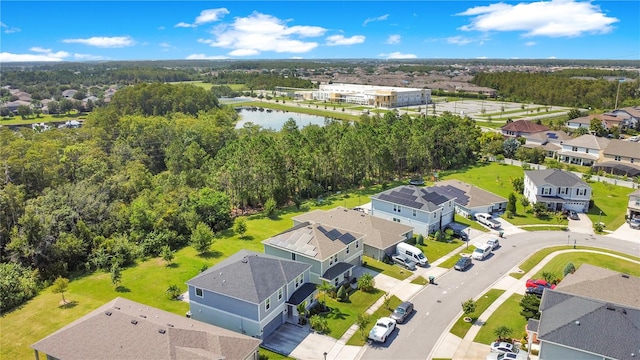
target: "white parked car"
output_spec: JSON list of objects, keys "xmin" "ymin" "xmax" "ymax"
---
[
  {"xmin": 490, "ymin": 341, "xmax": 517, "ymax": 354},
  {"xmin": 475, "ymin": 213, "xmax": 501, "ymax": 229},
  {"xmin": 487, "ymin": 238, "xmax": 500, "ymax": 250},
  {"xmin": 368, "ymin": 317, "xmax": 396, "ymax": 343}
]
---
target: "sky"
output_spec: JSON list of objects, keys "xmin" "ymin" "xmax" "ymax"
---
[{"xmin": 1, "ymin": 1, "xmax": 639, "ymax": 62}]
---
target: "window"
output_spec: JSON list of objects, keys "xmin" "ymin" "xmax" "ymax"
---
[
  {"xmin": 393, "ymin": 218, "xmax": 400, "ymax": 223},
  {"xmin": 278, "ymin": 288, "xmax": 283, "ymax": 300},
  {"xmin": 631, "ymin": 158, "xmax": 635, "ymax": 163},
  {"xmin": 413, "ymin": 209, "xmax": 417, "ymax": 217},
  {"xmin": 334, "ymin": 278, "xmax": 339, "ymax": 287},
  {"xmin": 542, "ymin": 187, "xmax": 551, "ymax": 195},
  {"xmin": 346, "ymin": 245, "xmax": 350, "ymax": 254},
  {"xmin": 266, "ymin": 298, "xmax": 270, "ymax": 311},
  {"xmin": 295, "ymin": 274, "xmax": 303, "ymax": 288},
  {"xmin": 195, "ymin": 288, "xmax": 203, "ymax": 298},
  {"xmin": 615, "ymin": 156, "xmax": 621, "ymax": 161},
  {"xmin": 356, "ymin": 240, "xmax": 359, "ymax": 248},
  {"xmin": 585, "ymin": 149, "xmax": 589, "ymax": 153},
  {"xmin": 572, "ymin": 146, "xmax": 578, "ymax": 152},
  {"xmin": 291, "ymin": 253, "xmax": 296, "ymax": 261}
]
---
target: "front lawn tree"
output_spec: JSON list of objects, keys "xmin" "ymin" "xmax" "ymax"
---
[
  {"xmin": 52, "ymin": 277, "xmax": 69, "ymax": 306},
  {"xmin": 461, "ymin": 298, "xmax": 476, "ymax": 318},
  {"xmin": 234, "ymin": 217, "xmax": 247, "ymax": 238},
  {"xmin": 520, "ymin": 294, "xmax": 541, "ymax": 320},
  {"xmin": 494, "ymin": 325, "xmax": 513, "ymax": 341},
  {"xmin": 358, "ymin": 273, "xmax": 375, "ymax": 292},
  {"xmin": 317, "ymin": 281, "xmax": 333, "ymax": 306},
  {"xmin": 190, "ymin": 222, "xmax": 214, "ymax": 254},
  {"xmin": 356, "ymin": 313, "xmax": 371, "ymax": 340},
  {"xmin": 160, "ymin": 245, "xmax": 174, "ymax": 266},
  {"xmin": 507, "ymin": 193, "xmax": 517, "ymax": 214}
]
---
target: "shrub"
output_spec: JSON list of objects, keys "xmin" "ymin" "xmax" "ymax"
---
[
  {"xmin": 310, "ymin": 314, "xmax": 329, "ymax": 333},
  {"xmin": 358, "ymin": 273, "xmax": 375, "ymax": 292},
  {"xmin": 494, "ymin": 325, "xmax": 513, "ymax": 341},
  {"xmin": 264, "ymin": 197, "xmax": 277, "ymax": 217},
  {"xmin": 416, "ymin": 234, "xmax": 425, "ymax": 246},
  {"xmin": 461, "ymin": 298, "xmax": 476, "ymax": 316},
  {"xmin": 166, "ymin": 284, "xmax": 182, "ymax": 300},
  {"xmin": 563, "ymin": 262, "xmax": 576, "ymax": 276}
]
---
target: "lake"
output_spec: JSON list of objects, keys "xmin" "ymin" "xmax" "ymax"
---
[{"xmin": 234, "ymin": 108, "xmax": 336, "ymax": 130}]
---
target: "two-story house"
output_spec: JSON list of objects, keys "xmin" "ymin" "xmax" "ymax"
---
[
  {"xmin": 186, "ymin": 250, "xmax": 315, "ymax": 339},
  {"xmin": 529, "ymin": 264, "xmax": 640, "ymax": 360},
  {"xmin": 370, "ymin": 185, "xmax": 456, "ymax": 236},
  {"xmin": 521, "ymin": 130, "xmax": 572, "ymax": 159},
  {"xmin": 291, "ymin": 206, "xmax": 413, "ymax": 262},
  {"xmin": 591, "ymin": 139, "xmax": 640, "ymax": 177},
  {"xmin": 611, "ymin": 106, "xmax": 640, "ymax": 129},
  {"xmin": 556, "ymin": 134, "xmax": 610, "ymax": 166},
  {"xmin": 430, "ymin": 179, "xmax": 507, "ymax": 218},
  {"xmin": 628, "ymin": 189, "xmax": 640, "ymax": 220},
  {"xmin": 523, "ymin": 169, "xmax": 591, "ymax": 212},
  {"xmin": 263, "ymin": 222, "xmax": 364, "ymax": 286},
  {"xmin": 32, "ymin": 297, "xmax": 262, "ymax": 360}
]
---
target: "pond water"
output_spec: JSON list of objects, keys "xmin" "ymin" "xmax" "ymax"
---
[{"xmin": 234, "ymin": 108, "xmax": 336, "ymax": 130}]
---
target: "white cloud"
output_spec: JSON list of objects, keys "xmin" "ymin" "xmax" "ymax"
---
[
  {"xmin": 363, "ymin": 14, "xmax": 389, "ymax": 26},
  {"xmin": 447, "ymin": 36, "xmax": 473, "ymax": 45},
  {"xmin": 186, "ymin": 53, "xmax": 229, "ymax": 60},
  {"xmin": 525, "ymin": 41, "xmax": 536, "ymax": 46},
  {"xmin": 0, "ymin": 50, "xmax": 68, "ymax": 62},
  {"xmin": 476, "ymin": 56, "xmax": 488, "ymax": 59},
  {"xmin": 326, "ymin": 34, "xmax": 365, "ymax": 46},
  {"xmin": 547, "ymin": 56, "xmax": 557, "ymax": 59},
  {"xmin": 291, "ymin": 56, "xmax": 303, "ymax": 59},
  {"xmin": 73, "ymin": 53, "xmax": 105, "ymax": 60},
  {"xmin": 457, "ymin": 0, "xmax": 618, "ymax": 37},
  {"xmin": 379, "ymin": 52, "xmax": 417, "ymax": 59},
  {"xmin": 1, "ymin": 22, "xmax": 21, "ymax": 34},
  {"xmin": 176, "ymin": 8, "xmax": 229, "ymax": 28},
  {"xmin": 195, "ymin": 8, "xmax": 230, "ymax": 25},
  {"xmin": 175, "ymin": 22, "xmax": 195, "ymax": 28},
  {"xmin": 63, "ymin": 36, "xmax": 134, "ymax": 48},
  {"xmin": 386, "ymin": 35, "xmax": 401, "ymax": 44},
  {"xmin": 205, "ymin": 12, "xmax": 325, "ymax": 56}
]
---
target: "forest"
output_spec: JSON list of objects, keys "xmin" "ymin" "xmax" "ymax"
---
[{"xmin": 0, "ymin": 82, "xmax": 481, "ymax": 312}]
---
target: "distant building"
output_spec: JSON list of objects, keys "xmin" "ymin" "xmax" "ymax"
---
[
  {"xmin": 312, "ymin": 83, "xmax": 430, "ymax": 108},
  {"xmin": 523, "ymin": 169, "xmax": 591, "ymax": 212},
  {"xmin": 430, "ymin": 179, "xmax": 507, "ymax": 218},
  {"xmin": 500, "ymin": 120, "xmax": 549, "ymax": 138}
]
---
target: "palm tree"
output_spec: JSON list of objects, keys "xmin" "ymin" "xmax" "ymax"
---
[
  {"xmin": 296, "ymin": 301, "xmax": 308, "ymax": 324},
  {"xmin": 317, "ymin": 281, "xmax": 333, "ymax": 308}
]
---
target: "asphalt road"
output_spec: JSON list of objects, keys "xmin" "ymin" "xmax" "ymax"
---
[{"xmin": 360, "ymin": 231, "xmax": 640, "ymax": 360}]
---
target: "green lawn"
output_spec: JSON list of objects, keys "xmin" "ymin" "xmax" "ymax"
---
[
  {"xmin": 411, "ymin": 276, "xmax": 429, "ymax": 285},
  {"xmin": 450, "ymin": 289, "xmax": 505, "ymax": 338},
  {"xmin": 363, "ymin": 256, "xmax": 412, "ymax": 280},
  {"xmin": 321, "ymin": 289, "xmax": 385, "ymax": 339},
  {"xmin": 1, "ymin": 111, "xmax": 87, "ymax": 125},
  {"xmin": 513, "ymin": 245, "xmax": 640, "ymax": 280},
  {"xmin": 586, "ymin": 181, "xmax": 635, "ymax": 229},
  {"xmin": 453, "ymin": 214, "xmax": 488, "ymax": 233},
  {"xmin": 474, "ymin": 294, "xmax": 527, "ymax": 344},
  {"xmin": 345, "ymin": 295, "xmax": 402, "ymax": 346},
  {"xmin": 518, "ymin": 225, "xmax": 567, "ymax": 231},
  {"xmin": 233, "ymin": 100, "xmax": 360, "ymax": 122},
  {"xmin": 260, "ymin": 347, "xmax": 295, "ymax": 360},
  {"xmin": 532, "ymin": 252, "xmax": 640, "ymax": 280},
  {"xmin": 422, "ymin": 239, "xmax": 469, "ymax": 264}
]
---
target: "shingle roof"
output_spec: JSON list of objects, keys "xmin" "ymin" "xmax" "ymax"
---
[
  {"xmin": 371, "ymin": 185, "xmax": 454, "ymax": 212},
  {"xmin": 616, "ymin": 106, "xmax": 640, "ymax": 118},
  {"xmin": 430, "ymin": 179, "xmax": 506, "ymax": 209},
  {"xmin": 630, "ymin": 189, "xmax": 640, "ymax": 198},
  {"xmin": 500, "ymin": 120, "xmax": 549, "ymax": 133},
  {"xmin": 563, "ymin": 134, "xmax": 610, "ymax": 150},
  {"xmin": 31, "ymin": 297, "xmax": 261, "ymax": 360},
  {"xmin": 263, "ymin": 222, "xmax": 363, "ymax": 260},
  {"xmin": 187, "ymin": 250, "xmax": 311, "ymax": 304},
  {"xmin": 292, "ymin": 207, "xmax": 412, "ymax": 251},
  {"xmin": 287, "ymin": 283, "xmax": 317, "ymax": 305},
  {"xmin": 525, "ymin": 169, "xmax": 589, "ymax": 188},
  {"xmin": 322, "ymin": 262, "xmax": 354, "ymax": 280},
  {"xmin": 537, "ymin": 265, "xmax": 640, "ymax": 360},
  {"xmin": 603, "ymin": 139, "xmax": 640, "ymax": 158}
]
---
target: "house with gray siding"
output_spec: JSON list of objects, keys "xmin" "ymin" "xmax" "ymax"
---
[
  {"xmin": 263, "ymin": 222, "xmax": 364, "ymax": 286},
  {"xmin": 531, "ymin": 264, "xmax": 640, "ymax": 360},
  {"xmin": 186, "ymin": 250, "xmax": 315, "ymax": 339},
  {"xmin": 523, "ymin": 169, "xmax": 591, "ymax": 212},
  {"xmin": 291, "ymin": 206, "xmax": 413, "ymax": 261},
  {"xmin": 31, "ymin": 297, "xmax": 261, "ymax": 360},
  {"xmin": 370, "ymin": 185, "xmax": 456, "ymax": 236},
  {"xmin": 430, "ymin": 179, "xmax": 507, "ymax": 218}
]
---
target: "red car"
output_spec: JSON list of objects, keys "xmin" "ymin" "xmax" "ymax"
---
[{"xmin": 526, "ymin": 279, "xmax": 556, "ymax": 289}]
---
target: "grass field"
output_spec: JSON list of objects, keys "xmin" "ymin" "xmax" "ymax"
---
[
  {"xmin": 532, "ymin": 252, "xmax": 640, "ymax": 280},
  {"xmin": 474, "ymin": 293, "xmax": 527, "ymax": 344},
  {"xmin": 363, "ymin": 256, "xmax": 412, "ymax": 280},
  {"xmin": 232, "ymin": 100, "xmax": 361, "ymax": 122},
  {"xmin": 1, "ymin": 111, "xmax": 87, "ymax": 126},
  {"xmin": 321, "ymin": 289, "xmax": 385, "ymax": 339},
  {"xmin": 450, "ymin": 289, "xmax": 505, "ymax": 338}
]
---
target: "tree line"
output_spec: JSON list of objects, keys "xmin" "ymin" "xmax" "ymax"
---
[{"xmin": 0, "ymin": 82, "xmax": 480, "ymax": 312}]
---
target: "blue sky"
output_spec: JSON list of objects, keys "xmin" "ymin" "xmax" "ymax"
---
[{"xmin": 1, "ymin": 1, "xmax": 638, "ymax": 62}]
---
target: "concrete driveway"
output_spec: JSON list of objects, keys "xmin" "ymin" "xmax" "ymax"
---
[
  {"xmin": 607, "ymin": 222, "xmax": 640, "ymax": 241},
  {"xmin": 568, "ymin": 213, "xmax": 594, "ymax": 234}
]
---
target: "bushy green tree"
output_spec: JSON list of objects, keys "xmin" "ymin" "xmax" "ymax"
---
[
  {"xmin": 358, "ymin": 273, "xmax": 375, "ymax": 292},
  {"xmin": 234, "ymin": 217, "xmax": 247, "ymax": 238},
  {"xmin": 52, "ymin": 277, "xmax": 70, "ymax": 306},
  {"xmin": 507, "ymin": 193, "xmax": 517, "ymax": 214},
  {"xmin": 160, "ymin": 245, "xmax": 174, "ymax": 266},
  {"xmin": 357, "ymin": 313, "xmax": 371, "ymax": 339},
  {"xmin": 264, "ymin": 197, "xmax": 277, "ymax": 217},
  {"xmin": 190, "ymin": 222, "xmax": 214, "ymax": 254},
  {"xmin": 461, "ymin": 299, "xmax": 476, "ymax": 316},
  {"xmin": 520, "ymin": 294, "xmax": 541, "ymax": 320},
  {"xmin": 563, "ymin": 262, "xmax": 576, "ymax": 276},
  {"xmin": 494, "ymin": 325, "xmax": 513, "ymax": 341}
]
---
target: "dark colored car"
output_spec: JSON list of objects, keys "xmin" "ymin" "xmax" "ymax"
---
[
  {"xmin": 390, "ymin": 301, "xmax": 414, "ymax": 324},
  {"xmin": 568, "ymin": 210, "xmax": 579, "ymax": 220},
  {"xmin": 526, "ymin": 285, "xmax": 546, "ymax": 297},
  {"xmin": 454, "ymin": 256, "xmax": 473, "ymax": 271},
  {"xmin": 445, "ymin": 225, "xmax": 469, "ymax": 241}
]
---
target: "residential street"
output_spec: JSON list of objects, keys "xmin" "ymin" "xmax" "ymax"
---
[{"xmin": 359, "ymin": 231, "xmax": 639, "ymax": 360}]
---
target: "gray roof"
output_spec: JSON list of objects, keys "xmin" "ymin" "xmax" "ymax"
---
[
  {"xmin": 430, "ymin": 180, "xmax": 506, "ymax": 209},
  {"xmin": 292, "ymin": 207, "xmax": 412, "ymax": 251},
  {"xmin": 287, "ymin": 283, "xmax": 317, "ymax": 305},
  {"xmin": 536, "ymin": 265, "xmax": 640, "ymax": 360},
  {"xmin": 371, "ymin": 185, "xmax": 454, "ymax": 212},
  {"xmin": 630, "ymin": 189, "xmax": 640, "ymax": 198},
  {"xmin": 525, "ymin": 169, "xmax": 589, "ymax": 188},
  {"xmin": 321, "ymin": 262, "xmax": 354, "ymax": 280},
  {"xmin": 187, "ymin": 250, "xmax": 311, "ymax": 304},
  {"xmin": 603, "ymin": 139, "xmax": 640, "ymax": 158},
  {"xmin": 263, "ymin": 222, "xmax": 363, "ymax": 260},
  {"xmin": 31, "ymin": 297, "xmax": 261, "ymax": 360},
  {"xmin": 563, "ymin": 134, "xmax": 610, "ymax": 150}
]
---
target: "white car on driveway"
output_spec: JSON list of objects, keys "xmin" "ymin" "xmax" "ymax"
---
[
  {"xmin": 475, "ymin": 213, "xmax": 501, "ymax": 229},
  {"xmin": 368, "ymin": 317, "xmax": 396, "ymax": 343}
]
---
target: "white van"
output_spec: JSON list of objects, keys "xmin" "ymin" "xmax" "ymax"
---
[
  {"xmin": 472, "ymin": 243, "xmax": 493, "ymax": 260},
  {"xmin": 396, "ymin": 242, "xmax": 428, "ymax": 267}
]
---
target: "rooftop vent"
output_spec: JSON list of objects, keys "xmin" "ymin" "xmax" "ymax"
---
[
  {"xmin": 115, "ymin": 307, "xmax": 121, "ymax": 310},
  {"xmin": 606, "ymin": 305, "xmax": 615, "ymax": 311},
  {"xmin": 158, "ymin": 329, "xmax": 166, "ymax": 334},
  {"xmin": 131, "ymin": 320, "xmax": 138, "ymax": 325},
  {"xmin": 139, "ymin": 315, "xmax": 147, "ymax": 318},
  {"xmin": 241, "ymin": 257, "xmax": 248, "ymax": 263},
  {"xmin": 167, "ymin": 323, "xmax": 174, "ymax": 327},
  {"xmin": 105, "ymin": 311, "xmax": 112, "ymax": 316},
  {"xmin": 622, "ymin": 273, "xmax": 630, "ymax": 278}
]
